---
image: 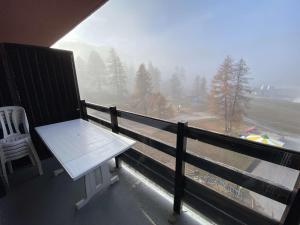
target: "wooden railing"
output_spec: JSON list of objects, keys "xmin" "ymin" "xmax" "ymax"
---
[{"xmin": 81, "ymin": 100, "xmax": 300, "ymax": 225}]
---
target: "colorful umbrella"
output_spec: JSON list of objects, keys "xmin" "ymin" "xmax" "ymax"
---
[{"xmin": 242, "ymin": 134, "xmax": 284, "ymax": 147}]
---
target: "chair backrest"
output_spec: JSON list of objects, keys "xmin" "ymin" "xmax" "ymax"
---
[{"xmin": 0, "ymin": 106, "xmax": 29, "ymax": 140}]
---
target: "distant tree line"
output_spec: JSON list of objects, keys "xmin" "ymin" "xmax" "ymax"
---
[
  {"xmin": 75, "ymin": 49, "xmax": 250, "ymax": 130},
  {"xmin": 75, "ymin": 48, "xmax": 173, "ymax": 119}
]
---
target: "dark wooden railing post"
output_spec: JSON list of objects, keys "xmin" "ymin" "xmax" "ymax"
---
[
  {"xmin": 173, "ymin": 121, "xmax": 188, "ymax": 214},
  {"xmin": 109, "ymin": 106, "xmax": 120, "ymax": 168},
  {"xmin": 281, "ymin": 175, "xmax": 300, "ymax": 225},
  {"xmin": 80, "ymin": 100, "xmax": 88, "ymax": 120},
  {"xmin": 281, "ymin": 188, "xmax": 300, "ymax": 225}
]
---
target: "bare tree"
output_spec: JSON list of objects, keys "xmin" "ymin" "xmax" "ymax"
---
[{"xmin": 107, "ymin": 48, "xmax": 127, "ymax": 100}]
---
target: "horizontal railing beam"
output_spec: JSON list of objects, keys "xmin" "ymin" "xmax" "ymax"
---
[
  {"xmin": 87, "ymin": 114, "xmax": 176, "ymax": 157},
  {"xmin": 117, "ymin": 110, "xmax": 178, "ymax": 134},
  {"xmin": 85, "ymin": 102, "xmax": 110, "ymax": 113}
]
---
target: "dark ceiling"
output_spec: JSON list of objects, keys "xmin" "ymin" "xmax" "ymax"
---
[{"xmin": 0, "ymin": 0, "xmax": 108, "ymax": 47}]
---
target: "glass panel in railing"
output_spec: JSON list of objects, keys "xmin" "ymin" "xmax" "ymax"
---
[{"xmin": 185, "ymin": 164, "xmax": 288, "ymax": 222}]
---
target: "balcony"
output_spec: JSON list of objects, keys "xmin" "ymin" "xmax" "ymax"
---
[
  {"xmin": 0, "ymin": 43, "xmax": 300, "ymax": 225},
  {"xmin": 0, "ymin": 158, "xmax": 201, "ymax": 225}
]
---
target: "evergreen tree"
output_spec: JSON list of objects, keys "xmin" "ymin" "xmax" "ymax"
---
[
  {"xmin": 86, "ymin": 51, "xmax": 107, "ymax": 90},
  {"xmin": 107, "ymin": 48, "xmax": 127, "ymax": 100},
  {"xmin": 148, "ymin": 62, "xmax": 161, "ymax": 93},
  {"xmin": 200, "ymin": 77, "xmax": 207, "ymax": 99},
  {"xmin": 192, "ymin": 76, "xmax": 207, "ymax": 106},
  {"xmin": 170, "ymin": 73, "xmax": 182, "ymax": 101},
  {"xmin": 75, "ymin": 56, "xmax": 86, "ymax": 89},
  {"xmin": 192, "ymin": 75, "xmax": 201, "ymax": 97},
  {"xmin": 126, "ymin": 64, "xmax": 136, "ymax": 92},
  {"xmin": 209, "ymin": 56, "xmax": 251, "ymax": 133},
  {"xmin": 209, "ymin": 56, "xmax": 235, "ymax": 133},
  {"xmin": 132, "ymin": 64, "xmax": 152, "ymax": 114},
  {"xmin": 230, "ymin": 58, "xmax": 251, "ymax": 130}
]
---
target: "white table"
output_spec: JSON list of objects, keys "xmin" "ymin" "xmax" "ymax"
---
[{"xmin": 35, "ymin": 119, "xmax": 135, "ymax": 209}]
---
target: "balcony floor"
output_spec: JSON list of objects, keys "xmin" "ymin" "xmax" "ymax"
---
[{"xmin": 0, "ymin": 158, "xmax": 202, "ymax": 225}]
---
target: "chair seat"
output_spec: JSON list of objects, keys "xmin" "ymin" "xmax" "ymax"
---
[{"xmin": 0, "ymin": 134, "xmax": 30, "ymax": 144}]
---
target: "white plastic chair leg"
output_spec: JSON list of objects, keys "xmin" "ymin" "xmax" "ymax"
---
[
  {"xmin": 7, "ymin": 161, "xmax": 13, "ymax": 174},
  {"xmin": 1, "ymin": 159, "xmax": 9, "ymax": 188},
  {"xmin": 27, "ymin": 140, "xmax": 43, "ymax": 175},
  {"xmin": 29, "ymin": 155, "xmax": 36, "ymax": 166}
]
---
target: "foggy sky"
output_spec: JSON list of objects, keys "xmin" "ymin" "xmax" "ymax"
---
[{"xmin": 54, "ymin": 0, "xmax": 300, "ymax": 87}]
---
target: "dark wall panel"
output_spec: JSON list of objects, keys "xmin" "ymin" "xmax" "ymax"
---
[
  {"xmin": 0, "ymin": 45, "xmax": 19, "ymax": 106},
  {"xmin": 0, "ymin": 43, "xmax": 81, "ymax": 159}
]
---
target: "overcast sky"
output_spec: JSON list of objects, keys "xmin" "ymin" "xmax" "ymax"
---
[{"xmin": 56, "ymin": 0, "xmax": 300, "ymax": 87}]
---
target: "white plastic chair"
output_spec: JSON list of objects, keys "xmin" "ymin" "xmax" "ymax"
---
[{"xmin": 0, "ymin": 106, "xmax": 43, "ymax": 187}]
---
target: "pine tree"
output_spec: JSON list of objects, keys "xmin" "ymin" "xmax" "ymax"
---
[
  {"xmin": 200, "ymin": 77, "xmax": 207, "ymax": 99},
  {"xmin": 193, "ymin": 76, "xmax": 207, "ymax": 106},
  {"xmin": 192, "ymin": 75, "xmax": 201, "ymax": 97},
  {"xmin": 209, "ymin": 56, "xmax": 235, "ymax": 133},
  {"xmin": 169, "ymin": 67, "xmax": 186, "ymax": 102},
  {"xmin": 75, "ymin": 56, "xmax": 86, "ymax": 89},
  {"xmin": 209, "ymin": 56, "xmax": 251, "ymax": 133},
  {"xmin": 86, "ymin": 51, "xmax": 107, "ymax": 90},
  {"xmin": 132, "ymin": 64, "xmax": 152, "ymax": 114},
  {"xmin": 230, "ymin": 58, "xmax": 251, "ymax": 130},
  {"xmin": 107, "ymin": 48, "xmax": 127, "ymax": 100},
  {"xmin": 148, "ymin": 62, "xmax": 161, "ymax": 93},
  {"xmin": 170, "ymin": 73, "xmax": 182, "ymax": 101}
]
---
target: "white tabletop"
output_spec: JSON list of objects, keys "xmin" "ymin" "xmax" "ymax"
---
[{"xmin": 35, "ymin": 119, "xmax": 135, "ymax": 180}]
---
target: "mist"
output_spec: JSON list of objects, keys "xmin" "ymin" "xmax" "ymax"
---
[{"xmin": 53, "ymin": 0, "xmax": 300, "ymax": 89}]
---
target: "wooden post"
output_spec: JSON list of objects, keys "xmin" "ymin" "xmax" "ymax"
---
[
  {"xmin": 173, "ymin": 121, "xmax": 188, "ymax": 214},
  {"xmin": 281, "ymin": 173, "xmax": 300, "ymax": 225},
  {"xmin": 80, "ymin": 100, "xmax": 88, "ymax": 120},
  {"xmin": 281, "ymin": 189, "xmax": 300, "ymax": 225},
  {"xmin": 109, "ymin": 106, "xmax": 120, "ymax": 168}
]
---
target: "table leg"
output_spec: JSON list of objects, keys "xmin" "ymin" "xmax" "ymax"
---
[
  {"xmin": 54, "ymin": 168, "xmax": 64, "ymax": 176},
  {"xmin": 76, "ymin": 162, "xmax": 118, "ymax": 210}
]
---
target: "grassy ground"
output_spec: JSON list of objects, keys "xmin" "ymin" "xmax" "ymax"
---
[{"xmin": 247, "ymin": 97, "xmax": 300, "ymax": 135}]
